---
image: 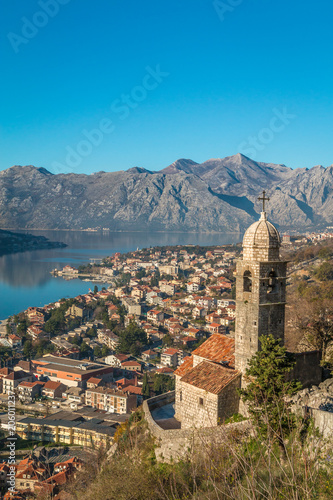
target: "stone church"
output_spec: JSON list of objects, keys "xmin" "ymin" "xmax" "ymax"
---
[{"xmin": 174, "ymin": 200, "xmax": 322, "ymax": 429}]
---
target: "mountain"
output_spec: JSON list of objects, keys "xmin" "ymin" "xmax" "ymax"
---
[{"xmin": 0, "ymin": 155, "xmax": 332, "ymax": 232}]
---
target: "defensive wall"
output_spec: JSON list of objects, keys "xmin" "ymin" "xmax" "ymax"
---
[{"xmin": 143, "ymin": 391, "xmax": 250, "ymax": 462}]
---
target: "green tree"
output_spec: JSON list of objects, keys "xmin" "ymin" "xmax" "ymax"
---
[
  {"xmin": 142, "ymin": 372, "xmax": 150, "ymax": 399},
  {"xmin": 117, "ymin": 323, "xmax": 147, "ymax": 354},
  {"xmin": 315, "ymin": 261, "xmax": 333, "ymax": 281},
  {"xmin": 240, "ymin": 334, "xmax": 301, "ymax": 457},
  {"xmin": 80, "ymin": 341, "xmax": 91, "ymax": 357},
  {"xmin": 23, "ymin": 340, "xmax": 35, "ymax": 358},
  {"xmin": 101, "ymin": 345, "xmax": 111, "ymax": 357},
  {"xmin": 94, "ymin": 285, "xmax": 99, "ymax": 294},
  {"xmin": 153, "ymin": 373, "xmax": 175, "ymax": 395},
  {"xmin": 94, "ymin": 346, "xmax": 102, "ymax": 358}
]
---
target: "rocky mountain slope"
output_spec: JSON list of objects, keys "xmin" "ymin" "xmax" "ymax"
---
[{"xmin": 0, "ymin": 154, "xmax": 332, "ymax": 232}]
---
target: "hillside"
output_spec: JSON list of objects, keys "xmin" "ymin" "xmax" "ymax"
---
[
  {"xmin": 0, "ymin": 155, "xmax": 332, "ymax": 232},
  {"xmin": 0, "ymin": 228, "xmax": 66, "ymax": 256}
]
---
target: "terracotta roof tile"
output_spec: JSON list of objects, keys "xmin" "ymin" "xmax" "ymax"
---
[
  {"xmin": 181, "ymin": 361, "xmax": 240, "ymax": 394},
  {"xmin": 174, "ymin": 356, "xmax": 193, "ymax": 377},
  {"xmin": 192, "ymin": 333, "xmax": 235, "ymax": 368}
]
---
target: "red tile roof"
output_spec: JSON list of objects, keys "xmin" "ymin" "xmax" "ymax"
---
[
  {"xmin": 162, "ymin": 348, "xmax": 178, "ymax": 355},
  {"xmin": 43, "ymin": 381, "xmax": 63, "ymax": 390},
  {"xmin": 181, "ymin": 361, "xmax": 240, "ymax": 394},
  {"xmin": 156, "ymin": 367, "xmax": 174, "ymax": 374},
  {"xmin": 174, "ymin": 356, "xmax": 193, "ymax": 377},
  {"xmin": 192, "ymin": 333, "xmax": 235, "ymax": 368},
  {"xmin": 125, "ymin": 385, "xmax": 142, "ymax": 395}
]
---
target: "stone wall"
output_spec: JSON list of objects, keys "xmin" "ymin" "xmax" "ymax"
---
[
  {"xmin": 309, "ymin": 407, "xmax": 333, "ymax": 438},
  {"xmin": 143, "ymin": 392, "xmax": 250, "ymax": 462},
  {"xmin": 287, "ymin": 351, "xmax": 322, "ymax": 388}
]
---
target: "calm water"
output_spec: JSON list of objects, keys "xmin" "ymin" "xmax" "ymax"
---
[{"xmin": 0, "ymin": 230, "xmax": 242, "ymax": 320}]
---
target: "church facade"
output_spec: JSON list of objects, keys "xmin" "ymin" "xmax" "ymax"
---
[{"xmin": 174, "ymin": 200, "xmax": 321, "ymax": 429}]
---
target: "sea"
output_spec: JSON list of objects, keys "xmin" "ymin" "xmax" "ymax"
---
[{"xmin": 0, "ymin": 230, "xmax": 242, "ymax": 320}]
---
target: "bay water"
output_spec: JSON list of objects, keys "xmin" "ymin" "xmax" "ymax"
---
[{"xmin": 0, "ymin": 230, "xmax": 242, "ymax": 320}]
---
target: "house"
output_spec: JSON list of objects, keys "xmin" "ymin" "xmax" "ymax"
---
[
  {"xmin": 147, "ymin": 309, "xmax": 164, "ymax": 324},
  {"xmin": 104, "ymin": 353, "xmax": 130, "ymax": 367},
  {"xmin": 85, "ymin": 387, "xmax": 137, "ymax": 414},
  {"xmin": 97, "ymin": 329, "xmax": 120, "ymax": 350},
  {"xmin": 207, "ymin": 323, "xmax": 224, "ymax": 335},
  {"xmin": 160, "ymin": 348, "xmax": 178, "ymax": 367},
  {"xmin": 121, "ymin": 360, "xmax": 142, "ymax": 373},
  {"xmin": 2, "ymin": 370, "xmax": 33, "ymax": 395},
  {"xmin": 122, "ymin": 297, "xmax": 142, "ymax": 316},
  {"xmin": 192, "ymin": 306, "xmax": 207, "ymax": 319},
  {"xmin": 159, "ymin": 280, "xmax": 176, "ymax": 296},
  {"xmin": 8, "ymin": 334, "xmax": 22, "ymax": 348},
  {"xmin": 62, "ymin": 386, "xmax": 85, "ymax": 403},
  {"xmin": 17, "ymin": 381, "xmax": 43, "ymax": 403},
  {"xmin": 66, "ymin": 304, "xmax": 89, "ymax": 320},
  {"xmin": 187, "ymin": 282, "xmax": 200, "ymax": 293},
  {"xmin": 142, "ymin": 349, "xmax": 158, "ymax": 362},
  {"xmin": 86, "ymin": 377, "xmax": 103, "ymax": 389},
  {"xmin": 42, "ymin": 381, "xmax": 67, "ymax": 399},
  {"xmin": 27, "ymin": 325, "xmax": 44, "ymax": 340}
]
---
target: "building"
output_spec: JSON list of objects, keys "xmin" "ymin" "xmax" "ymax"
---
[
  {"xmin": 42, "ymin": 381, "xmax": 67, "ymax": 399},
  {"xmin": 33, "ymin": 355, "xmax": 113, "ymax": 388},
  {"xmin": 147, "ymin": 309, "xmax": 164, "ymax": 324},
  {"xmin": 174, "ymin": 334, "xmax": 240, "ymax": 428},
  {"xmin": 17, "ymin": 381, "xmax": 43, "ymax": 403},
  {"xmin": 161, "ymin": 348, "xmax": 179, "ymax": 368},
  {"xmin": 174, "ymin": 199, "xmax": 322, "ymax": 429},
  {"xmin": 85, "ymin": 387, "xmax": 137, "ymax": 414},
  {"xmin": 2, "ymin": 370, "xmax": 33, "ymax": 395},
  {"xmin": 175, "ymin": 201, "xmax": 321, "ymax": 428},
  {"xmin": 122, "ymin": 297, "xmax": 142, "ymax": 316},
  {"xmin": 16, "ymin": 416, "xmax": 116, "ymax": 447},
  {"xmin": 234, "ymin": 209, "xmax": 287, "ymax": 374}
]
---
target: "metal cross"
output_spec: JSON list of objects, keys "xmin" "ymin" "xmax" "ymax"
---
[{"xmin": 258, "ymin": 190, "xmax": 270, "ymax": 211}]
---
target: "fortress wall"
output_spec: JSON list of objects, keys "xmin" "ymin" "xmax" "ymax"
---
[{"xmin": 143, "ymin": 392, "xmax": 249, "ymax": 462}]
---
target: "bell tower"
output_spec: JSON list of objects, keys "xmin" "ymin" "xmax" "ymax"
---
[{"xmin": 235, "ymin": 192, "xmax": 287, "ymax": 374}]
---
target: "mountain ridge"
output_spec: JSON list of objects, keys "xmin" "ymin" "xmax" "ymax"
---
[{"xmin": 0, "ymin": 154, "xmax": 332, "ymax": 232}]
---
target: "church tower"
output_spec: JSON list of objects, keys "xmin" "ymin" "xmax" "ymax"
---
[{"xmin": 235, "ymin": 192, "xmax": 287, "ymax": 374}]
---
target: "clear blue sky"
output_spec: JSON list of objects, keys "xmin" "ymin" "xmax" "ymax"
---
[{"xmin": 1, "ymin": 0, "xmax": 332, "ymax": 174}]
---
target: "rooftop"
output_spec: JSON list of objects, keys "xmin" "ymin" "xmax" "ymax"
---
[
  {"xmin": 181, "ymin": 361, "xmax": 240, "ymax": 394},
  {"xmin": 192, "ymin": 333, "xmax": 235, "ymax": 368}
]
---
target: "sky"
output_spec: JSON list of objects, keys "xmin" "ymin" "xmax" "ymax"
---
[{"xmin": 0, "ymin": 0, "xmax": 332, "ymax": 175}]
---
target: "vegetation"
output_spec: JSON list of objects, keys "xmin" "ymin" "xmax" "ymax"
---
[
  {"xmin": 117, "ymin": 323, "xmax": 147, "ymax": 356},
  {"xmin": 65, "ymin": 407, "xmax": 333, "ymax": 500},
  {"xmin": 240, "ymin": 334, "xmax": 302, "ymax": 457}
]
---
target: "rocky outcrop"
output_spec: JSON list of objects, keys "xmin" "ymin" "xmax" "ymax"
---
[{"xmin": 0, "ymin": 154, "xmax": 332, "ymax": 232}]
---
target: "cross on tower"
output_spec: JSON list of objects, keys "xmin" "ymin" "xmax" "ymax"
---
[{"xmin": 258, "ymin": 190, "xmax": 270, "ymax": 212}]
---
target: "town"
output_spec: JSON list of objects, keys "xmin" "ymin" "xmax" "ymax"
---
[
  {"xmin": 0, "ymin": 243, "xmax": 241, "ymax": 497},
  {"xmin": 1, "ymin": 229, "xmax": 333, "ymax": 499}
]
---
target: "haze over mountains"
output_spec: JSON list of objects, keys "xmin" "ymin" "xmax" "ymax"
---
[{"xmin": 1, "ymin": 154, "xmax": 333, "ymax": 233}]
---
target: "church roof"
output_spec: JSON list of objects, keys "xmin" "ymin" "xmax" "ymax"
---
[
  {"xmin": 242, "ymin": 212, "xmax": 280, "ymax": 261},
  {"xmin": 180, "ymin": 361, "xmax": 240, "ymax": 395},
  {"xmin": 192, "ymin": 333, "xmax": 235, "ymax": 368}
]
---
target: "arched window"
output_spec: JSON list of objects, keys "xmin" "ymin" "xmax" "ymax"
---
[
  {"xmin": 268, "ymin": 270, "xmax": 277, "ymax": 293},
  {"xmin": 243, "ymin": 270, "xmax": 252, "ymax": 292}
]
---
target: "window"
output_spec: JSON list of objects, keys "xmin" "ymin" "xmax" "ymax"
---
[
  {"xmin": 268, "ymin": 270, "xmax": 277, "ymax": 294},
  {"xmin": 198, "ymin": 397, "xmax": 204, "ymax": 406},
  {"xmin": 180, "ymin": 391, "xmax": 182, "ymax": 402},
  {"xmin": 243, "ymin": 270, "xmax": 252, "ymax": 292}
]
